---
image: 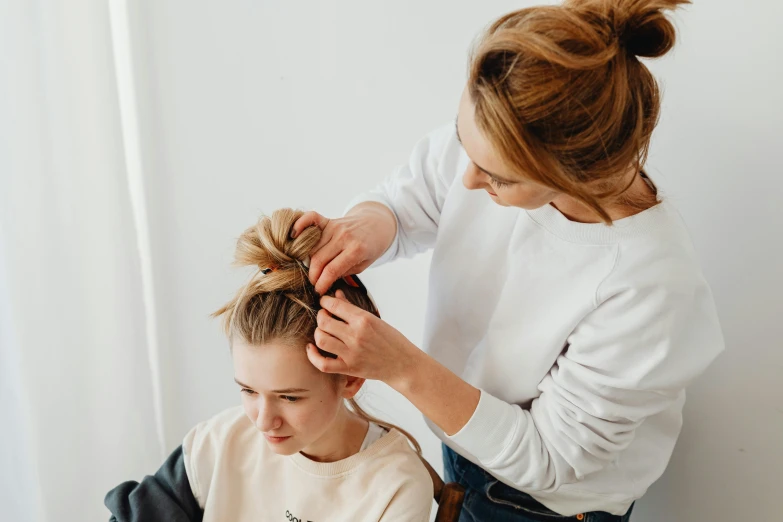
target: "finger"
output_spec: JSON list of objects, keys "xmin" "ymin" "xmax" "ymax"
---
[
  {"xmin": 334, "ymin": 289, "xmax": 347, "ymax": 301},
  {"xmin": 314, "ymin": 327, "xmax": 348, "ymax": 358},
  {"xmin": 320, "ymin": 294, "xmax": 363, "ymax": 323},
  {"xmin": 306, "ymin": 343, "xmax": 348, "ymax": 374},
  {"xmin": 308, "ymin": 227, "xmax": 333, "ymax": 258},
  {"xmin": 346, "ymin": 262, "xmax": 369, "ymax": 277},
  {"xmin": 317, "ymin": 308, "xmax": 350, "ymax": 339},
  {"xmin": 314, "ymin": 251, "xmax": 358, "ymax": 295},
  {"xmin": 308, "ymin": 240, "xmax": 343, "ymax": 287},
  {"xmin": 292, "ymin": 211, "xmax": 329, "ymax": 238}
]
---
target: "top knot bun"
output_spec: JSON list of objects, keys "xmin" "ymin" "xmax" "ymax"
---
[
  {"xmin": 612, "ymin": 0, "xmax": 689, "ymax": 58},
  {"xmin": 234, "ymin": 208, "xmax": 320, "ymax": 279}
]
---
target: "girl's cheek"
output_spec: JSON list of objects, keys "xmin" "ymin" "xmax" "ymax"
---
[{"xmin": 301, "ymin": 403, "xmax": 330, "ymax": 428}]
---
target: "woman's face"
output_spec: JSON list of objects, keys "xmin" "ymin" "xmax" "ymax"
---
[
  {"xmin": 232, "ymin": 338, "xmax": 362, "ymax": 457},
  {"xmin": 456, "ymin": 86, "xmax": 560, "ymax": 209}
]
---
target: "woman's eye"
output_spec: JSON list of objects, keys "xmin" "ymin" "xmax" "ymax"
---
[
  {"xmin": 240, "ymin": 388, "xmax": 256, "ymax": 395},
  {"xmin": 281, "ymin": 395, "xmax": 300, "ymax": 403},
  {"xmin": 490, "ymin": 177, "xmax": 510, "ymax": 189}
]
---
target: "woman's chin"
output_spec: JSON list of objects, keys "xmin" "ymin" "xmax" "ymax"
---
[{"xmin": 488, "ymin": 193, "xmax": 510, "ymax": 207}]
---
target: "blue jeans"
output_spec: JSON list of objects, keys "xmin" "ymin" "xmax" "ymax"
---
[{"xmin": 442, "ymin": 445, "xmax": 634, "ymax": 522}]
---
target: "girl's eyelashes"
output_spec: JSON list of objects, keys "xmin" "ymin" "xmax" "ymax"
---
[{"xmin": 238, "ymin": 388, "xmax": 302, "ymax": 402}]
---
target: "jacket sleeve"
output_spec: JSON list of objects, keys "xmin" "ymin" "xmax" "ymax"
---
[
  {"xmin": 104, "ymin": 445, "xmax": 203, "ymax": 522},
  {"xmin": 344, "ymin": 123, "xmax": 464, "ymax": 266}
]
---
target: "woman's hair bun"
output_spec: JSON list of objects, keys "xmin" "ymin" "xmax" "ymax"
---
[{"xmin": 612, "ymin": 0, "xmax": 689, "ymax": 58}]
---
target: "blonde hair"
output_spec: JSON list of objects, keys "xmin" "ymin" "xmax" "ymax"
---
[
  {"xmin": 468, "ymin": 0, "xmax": 688, "ymax": 223},
  {"xmin": 214, "ymin": 208, "xmax": 421, "ymax": 453}
]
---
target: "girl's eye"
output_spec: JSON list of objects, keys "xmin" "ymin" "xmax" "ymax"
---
[
  {"xmin": 240, "ymin": 388, "xmax": 256, "ymax": 395},
  {"xmin": 490, "ymin": 177, "xmax": 510, "ymax": 189},
  {"xmin": 281, "ymin": 395, "xmax": 300, "ymax": 403}
]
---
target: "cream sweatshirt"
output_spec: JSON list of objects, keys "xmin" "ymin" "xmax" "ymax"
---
[{"xmin": 182, "ymin": 407, "xmax": 433, "ymax": 522}]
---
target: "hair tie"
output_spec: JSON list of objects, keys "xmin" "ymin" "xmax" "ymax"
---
[
  {"xmin": 261, "ymin": 265, "xmax": 278, "ymax": 275},
  {"xmin": 342, "ymin": 275, "xmax": 360, "ymax": 288}
]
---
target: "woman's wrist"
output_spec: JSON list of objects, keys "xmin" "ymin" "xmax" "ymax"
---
[
  {"xmin": 346, "ymin": 201, "xmax": 398, "ymax": 266},
  {"xmin": 386, "ymin": 341, "xmax": 426, "ymax": 394},
  {"xmin": 347, "ymin": 202, "xmax": 396, "ymax": 232},
  {"xmin": 386, "ymin": 344, "xmax": 481, "ymax": 436}
]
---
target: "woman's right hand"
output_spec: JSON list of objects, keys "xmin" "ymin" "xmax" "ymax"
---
[{"xmin": 292, "ymin": 202, "xmax": 397, "ymax": 295}]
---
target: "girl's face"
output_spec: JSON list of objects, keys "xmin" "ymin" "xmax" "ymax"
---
[
  {"xmin": 456, "ymin": 86, "xmax": 560, "ymax": 209},
  {"xmin": 232, "ymin": 338, "xmax": 363, "ymax": 457}
]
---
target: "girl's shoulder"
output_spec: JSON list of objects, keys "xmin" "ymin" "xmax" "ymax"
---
[
  {"xmin": 362, "ymin": 429, "xmax": 434, "ymax": 488},
  {"xmin": 361, "ymin": 429, "xmax": 435, "ymax": 521},
  {"xmin": 184, "ymin": 406, "xmax": 253, "ymax": 456},
  {"xmin": 182, "ymin": 406, "xmax": 260, "ymax": 504}
]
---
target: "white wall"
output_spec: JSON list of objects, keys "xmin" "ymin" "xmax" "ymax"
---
[{"xmin": 132, "ymin": 1, "xmax": 782, "ymax": 520}]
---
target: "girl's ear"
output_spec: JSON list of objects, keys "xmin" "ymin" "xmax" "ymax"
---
[{"xmin": 341, "ymin": 375, "xmax": 366, "ymax": 399}]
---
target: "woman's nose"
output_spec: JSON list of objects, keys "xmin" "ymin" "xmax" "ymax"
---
[{"xmin": 462, "ymin": 162, "xmax": 486, "ymax": 190}]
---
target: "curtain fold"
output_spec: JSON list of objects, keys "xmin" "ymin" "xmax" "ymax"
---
[{"xmin": 0, "ymin": 1, "xmax": 164, "ymax": 520}]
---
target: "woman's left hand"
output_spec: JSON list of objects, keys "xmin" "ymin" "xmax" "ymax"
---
[
  {"xmin": 310, "ymin": 291, "xmax": 481, "ymax": 436},
  {"xmin": 306, "ymin": 290, "xmax": 418, "ymax": 386}
]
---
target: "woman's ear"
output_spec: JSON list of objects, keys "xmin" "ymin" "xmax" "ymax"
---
[{"xmin": 341, "ymin": 375, "xmax": 366, "ymax": 399}]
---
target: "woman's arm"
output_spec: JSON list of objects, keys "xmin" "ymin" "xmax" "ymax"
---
[
  {"xmin": 311, "ymin": 277, "xmax": 723, "ymax": 493},
  {"xmin": 104, "ymin": 446, "xmax": 203, "ymax": 522},
  {"xmin": 394, "ymin": 349, "xmax": 481, "ymax": 437},
  {"xmin": 292, "ymin": 123, "xmax": 462, "ymax": 294},
  {"xmin": 309, "ymin": 291, "xmax": 480, "ymax": 435},
  {"xmin": 342, "ymin": 123, "xmax": 461, "ymax": 262}
]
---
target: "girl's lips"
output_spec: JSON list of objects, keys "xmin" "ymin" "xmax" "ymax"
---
[{"xmin": 264, "ymin": 434, "xmax": 291, "ymax": 444}]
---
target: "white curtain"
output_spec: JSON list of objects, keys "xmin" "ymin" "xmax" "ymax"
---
[{"xmin": 0, "ymin": 1, "xmax": 163, "ymax": 520}]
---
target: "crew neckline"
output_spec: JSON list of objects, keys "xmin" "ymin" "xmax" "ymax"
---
[
  {"xmin": 288, "ymin": 429, "xmax": 403, "ymax": 477},
  {"xmin": 525, "ymin": 199, "xmax": 668, "ymax": 245}
]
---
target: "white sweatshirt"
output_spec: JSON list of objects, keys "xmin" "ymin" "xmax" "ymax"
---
[
  {"xmin": 347, "ymin": 124, "xmax": 724, "ymax": 516},
  {"xmin": 182, "ymin": 407, "xmax": 433, "ymax": 521}
]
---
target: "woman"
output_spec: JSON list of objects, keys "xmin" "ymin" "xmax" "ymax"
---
[
  {"xmin": 105, "ymin": 209, "xmax": 433, "ymax": 522},
  {"xmin": 295, "ymin": 1, "xmax": 723, "ymax": 520}
]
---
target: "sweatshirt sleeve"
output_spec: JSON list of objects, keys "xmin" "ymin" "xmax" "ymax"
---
[
  {"xmin": 344, "ymin": 123, "xmax": 463, "ymax": 266},
  {"xmin": 104, "ymin": 445, "xmax": 203, "ymax": 522},
  {"xmin": 447, "ymin": 266, "xmax": 724, "ymax": 493}
]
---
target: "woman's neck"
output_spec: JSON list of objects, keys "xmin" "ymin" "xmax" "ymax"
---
[
  {"xmin": 299, "ymin": 408, "xmax": 369, "ymax": 463},
  {"xmin": 551, "ymin": 171, "xmax": 657, "ymax": 223}
]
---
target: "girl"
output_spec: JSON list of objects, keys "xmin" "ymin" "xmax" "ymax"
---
[
  {"xmin": 105, "ymin": 209, "xmax": 433, "ymax": 522},
  {"xmin": 293, "ymin": 1, "xmax": 724, "ymax": 520}
]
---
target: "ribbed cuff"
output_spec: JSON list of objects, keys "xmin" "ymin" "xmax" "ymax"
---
[{"xmin": 448, "ymin": 390, "xmax": 522, "ymax": 464}]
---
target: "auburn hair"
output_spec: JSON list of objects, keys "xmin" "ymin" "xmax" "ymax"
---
[{"xmin": 468, "ymin": 0, "xmax": 689, "ymax": 222}]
